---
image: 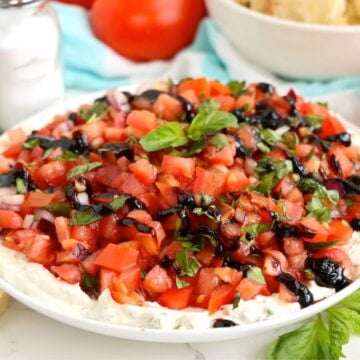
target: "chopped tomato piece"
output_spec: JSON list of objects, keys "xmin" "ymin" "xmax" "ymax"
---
[
  {"xmin": 24, "ymin": 192, "xmax": 55, "ymax": 208},
  {"xmin": 208, "ymin": 284, "xmax": 236, "ymax": 314},
  {"xmin": 0, "ymin": 210, "xmax": 23, "ymax": 230},
  {"xmin": 158, "ymin": 286, "xmax": 193, "ymax": 310},
  {"xmin": 129, "ymin": 158, "xmax": 158, "ymax": 186},
  {"xmin": 327, "ymin": 220, "xmax": 353, "ymax": 243},
  {"xmin": 51, "ymin": 264, "xmax": 81, "ymax": 284},
  {"xmin": 160, "ymin": 155, "xmax": 195, "ymax": 178},
  {"xmin": 94, "ymin": 243, "xmax": 139, "ymax": 272},
  {"xmin": 192, "ymin": 167, "xmax": 226, "ymax": 198},
  {"xmin": 320, "ymin": 116, "xmax": 346, "ymax": 139},
  {"xmin": 143, "ymin": 265, "xmax": 172, "ymax": 296},
  {"xmin": 153, "ymin": 93, "xmax": 183, "ymax": 122},
  {"xmin": 237, "ymin": 278, "xmax": 270, "ymax": 301},
  {"xmin": 300, "ymin": 217, "xmax": 329, "ymax": 243}
]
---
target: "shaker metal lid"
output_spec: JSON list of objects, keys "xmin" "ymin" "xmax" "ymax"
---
[{"xmin": 0, "ymin": 0, "xmax": 42, "ymax": 8}]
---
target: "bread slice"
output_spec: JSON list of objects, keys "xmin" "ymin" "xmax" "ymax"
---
[{"xmin": 0, "ymin": 290, "xmax": 10, "ymax": 316}]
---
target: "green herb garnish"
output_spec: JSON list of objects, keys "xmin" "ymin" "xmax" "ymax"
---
[{"xmin": 67, "ymin": 162, "xmax": 102, "ymax": 180}]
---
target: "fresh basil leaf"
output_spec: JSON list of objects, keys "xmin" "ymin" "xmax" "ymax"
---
[
  {"xmin": 45, "ymin": 203, "xmax": 72, "ymax": 217},
  {"xmin": 298, "ymin": 178, "xmax": 319, "ymax": 193},
  {"xmin": 227, "ymin": 80, "xmax": 246, "ymax": 97},
  {"xmin": 171, "ymin": 138, "xmax": 206, "ymax": 157},
  {"xmin": 140, "ymin": 122, "xmax": 189, "ymax": 152},
  {"xmin": 179, "ymin": 238, "xmax": 203, "ymax": 252},
  {"xmin": 187, "ymin": 110, "xmax": 238, "ymax": 141},
  {"xmin": 70, "ymin": 210, "xmax": 103, "ymax": 225},
  {"xmin": 67, "ymin": 162, "xmax": 102, "ymax": 180},
  {"xmin": 15, "ymin": 177, "xmax": 27, "ymax": 194},
  {"xmin": 80, "ymin": 101, "xmax": 108, "ymax": 123},
  {"xmin": 247, "ymin": 266, "xmax": 266, "ymax": 285},
  {"xmin": 198, "ymin": 99, "xmax": 220, "ymax": 113},
  {"xmin": 266, "ymin": 315, "xmax": 332, "ymax": 360},
  {"xmin": 175, "ymin": 276, "xmax": 190, "ymax": 289},
  {"xmin": 176, "ymin": 250, "xmax": 201, "ymax": 277},
  {"xmin": 109, "ymin": 194, "xmax": 130, "ymax": 211},
  {"xmin": 250, "ymin": 172, "xmax": 275, "ymax": 195},
  {"xmin": 23, "ymin": 138, "xmax": 39, "ymax": 150},
  {"xmin": 210, "ymin": 133, "xmax": 229, "ymax": 151},
  {"xmin": 307, "ymin": 193, "xmax": 332, "ymax": 223}
]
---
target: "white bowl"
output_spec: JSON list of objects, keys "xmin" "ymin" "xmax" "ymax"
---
[
  {"xmin": 0, "ymin": 87, "xmax": 360, "ymax": 342},
  {"xmin": 205, "ymin": 0, "xmax": 360, "ymax": 79}
]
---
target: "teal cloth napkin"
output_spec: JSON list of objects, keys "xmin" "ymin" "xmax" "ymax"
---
[{"xmin": 53, "ymin": 2, "xmax": 360, "ymax": 102}]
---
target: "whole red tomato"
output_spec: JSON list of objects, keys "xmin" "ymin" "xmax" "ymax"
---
[
  {"xmin": 91, "ymin": 0, "xmax": 206, "ymax": 61},
  {"xmin": 55, "ymin": 0, "xmax": 94, "ymax": 9}
]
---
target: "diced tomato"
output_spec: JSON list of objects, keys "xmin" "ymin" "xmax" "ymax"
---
[
  {"xmin": 54, "ymin": 217, "xmax": 71, "ymax": 245},
  {"xmin": 111, "ymin": 290, "xmax": 144, "ymax": 306},
  {"xmin": 237, "ymin": 278, "xmax": 270, "ymax": 301},
  {"xmin": 36, "ymin": 161, "xmax": 68, "ymax": 188},
  {"xmin": 279, "ymin": 283, "xmax": 298, "ymax": 303},
  {"xmin": 158, "ymin": 286, "xmax": 193, "ymax": 310},
  {"xmin": 235, "ymin": 94, "xmax": 255, "ymax": 113},
  {"xmin": 143, "ymin": 265, "xmax": 172, "ymax": 296},
  {"xmin": 99, "ymin": 215, "xmax": 122, "ymax": 244},
  {"xmin": 193, "ymin": 167, "xmax": 226, "ymax": 198},
  {"xmin": 24, "ymin": 233, "xmax": 55, "ymax": 266},
  {"xmin": 99, "ymin": 268, "xmax": 118, "ymax": 292},
  {"xmin": 178, "ymin": 78, "xmax": 210, "ymax": 98},
  {"xmin": 81, "ymin": 120, "xmax": 106, "ymax": 141},
  {"xmin": 51, "ymin": 264, "xmax": 81, "ymax": 284},
  {"xmin": 210, "ymin": 80, "xmax": 232, "ymax": 96},
  {"xmin": 328, "ymin": 145, "xmax": 354, "ymax": 179},
  {"xmin": 160, "ymin": 155, "xmax": 195, "ymax": 178},
  {"xmin": 94, "ymin": 243, "xmax": 139, "ymax": 272},
  {"xmin": 118, "ymin": 173, "xmax": 147, "ymax": 197},
  {"xmin": 113, "ymin": 264, "xmax": 141, "ymax": 293},
  {"xmin": 0, "ymin": 210, "xmax": 23, "ymax": 230},
  {"xmin": 156, "ymin": 181, "xmax": 178, "ymax": 207},
  {"xmin": 153, "ymin": 93, "xmax": 183, "ymax": 121},
  {"xmin": 208, "ymin": 284, "xmax": 236, "ymax": 314},
  {"xmin": 327, "ymin": 220, "xmax": 353, "ymax": 243},
  {"xmin": 71, "ymin": 224, "xmax": 98, "ymax": 250},
  {"xmin": 320, "ymin": 116, "xmax": 346, "ymax": 139},
  {"xmin": 276, "ymin": 200, "xmax": 304, "ymax": 225},
  {"xmin": 202, "ymin": 144, "xmax": 236, "ymax": 167},
  {"xmin": 126, "ymin": 110, "xmax": 158, "ymax": 134},
  {"xmin": 129, "ymin": 158, "xmax": 157, "ymax": 186},
  {"xmin": 300, "ymin": 217, "xmax": 329, "ymax": 243},
  {"xmin": 263, "ymin": 250, "xmax": 289, "ymax": 276},
  {"xmin": 82, "ymin": 250, "xmax": 101, "ymax": 276},
  {"xmin": 214, "ymin": 95, "xmax": 236, "ymax": 112},
  {"xmin": 23, "ymin": 192, "xmax": 55, "ymax": 208},
  {"xmin": 283, "ymin": 237, "xmax": 305, "ymax": 257}
]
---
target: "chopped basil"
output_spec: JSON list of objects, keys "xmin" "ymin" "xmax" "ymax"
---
[
  {"xmin": 70, "ymin": 209, "xmax": 103, "ymax": 225},
  {"xmin": 210, "ymin": 133, "xmax": 229, "ymax": 151},
  {"xmin": 43, "ymin": 147, "xmax": 55, "ymax": 160},
  {"xmin": 260, "ymin": 129, "xmax": 282, "ymax": 146},
  {"xmin": 274, "ymin": 160, "xmax": 293, "ymax": 179},
  {"xmin": 305, "ymin": 241, "xmax": 338, "ymax": 251},
  {"xmin": 83, "ymin": 274, "xmax": 99, "ymax": 288},
  {"xmin": 45, "ymin": 203, "xmax": 72, "ymax": 217},
  {"xmin": 227, "ymin": 80, "xmax": 246, "ymax": 97},
  {"xmin": 171, "ymin": 138, "xmax": 206, "ymax": 157},
  {"xmin": 257, "ymin": 142, "xmax": 271, "ymax": 154},
  {"xmin": 187, "ymin": 110, "xmax": 237, "ymax": 141},
  {"xmin": 303, "ymin": 114, "xmax": 324, "ymax": 130},
  {"xmin": 140, "ymin": 122, "xmax": 189, "ymax": 152},
  {"xmin": 247, "ymin": 266, "xmax": 266, "ymax": 285},
  {"xmin": 15, "ymin": 177, "xmax": 27, "ymax": 194},
  {"xmin": 176, "ymin": 250, "xmax": 201, "ymax": 277},
  {"xmin": 23, "ymin": 138, "xmax": 40, "ymax": 150},
  {"xmin": 197, "ymin": 99, "xmax": 221, "ymax": 113},
  {"xmin": 67, "ymin": 162, "xmax": 102, "ymax": 180},
  {"xmin": 232, "ymin": 291, "xmax": 241, "ymax": 309},
  {"xmin": 250, "ymin": 172, "xmax": 275, "ymax": 195},
  {"xmin": 241, "ymin": 223, "xmax": 272, "ymax": 243},
  {"xmin": 177, "ymin": 235, "xmax": 204, "ymax": 252},
  {"xmin": 80, "ymin": 101, "xmax": 108, "ymax": 123},
  {"xmin": 109, "ymin": 194, "xmax": 130, "ymax": 211},
  {"xmin": 175, "ymin": 276, "xmax": 190, "ymax": 289},
  {"xmin": 56, "ymin": 150, "xmax": 79, "ymax": 161}
]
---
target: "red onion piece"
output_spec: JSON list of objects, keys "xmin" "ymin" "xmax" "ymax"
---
[
  {"xmin": 23, "ymin": 214, "xmax": 34, "ymax": 229},
  {"xmin": 0, "ymin": 204, "xmax": 21, "ymax": 212},
  {"xmin": 0, "ymin": 187, "xmax": 17, "ymax": 196},
  {"xmin": 107, "ymin": 89, "xmax": 131, "ymax": 113},
  {"xmin": 0, "ymin": 194, "xmax": 25, "ymax": 206},
  {"xmin": 323, "ymin": 179, "xmax": 345, "ymax": 197},
  {"xmin": 35, "ymin": 209, "xmax": 55, "ymax": 224},
  {"xmin": 72, "ymin": 243, "xmax": 90, "ymax": 261}
]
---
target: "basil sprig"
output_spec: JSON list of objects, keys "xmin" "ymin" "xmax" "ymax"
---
[
  {"xmin": 67, "ymin": 162, "xmax": 102, "ymax": 180},
  {"xmin": 139, "ymin": 107, "xmax": 237, "ymax": 152}
]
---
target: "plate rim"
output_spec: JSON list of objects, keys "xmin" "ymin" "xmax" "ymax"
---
[{"xmin": 1, "ymin": 87, "xmax": 360, "ymax": 343}]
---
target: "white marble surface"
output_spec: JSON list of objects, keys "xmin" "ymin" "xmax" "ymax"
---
[{"xmin": 0, "ymin": 299, "xmax": 359, "ymax": 360}]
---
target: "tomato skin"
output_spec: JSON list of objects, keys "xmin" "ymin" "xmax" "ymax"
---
[
  {"xmin": 237, "ymin": 278, "xmax": 270, "ymax": 301},
  {"xmin": 320, "ymin": 116, "xmax": 346, "ymax": 139},
  {"xmin": 158, "ymin": 286, "xmax": 193, "ymax": 310},
  {"xmin": 36, "ymin": 161, "xmax": 69, "ymax": 188},
  {"xmin": 143, "ymin": 265, "xmax": 172, "ymax": 297},
  {"xmin": 160, "ymin": 155, "xmax": 195, "ymax": 178},
  {"xmin": 208, "ymin": 284, "xmax": 236, "ymax": 314},
  {"xmin": 51, "ymin": 264, "xmax": 81, "ymax": 285},
  {"xmin": 192, "ymin": 167, "xmax": 226, "ymax": 198},
  {"xmin": 91, "ymin": 0, "xmax": 206, "ymax": 61},
  {"xmin": 327, "ymin": 220, "xmax": 353, "ymax": 243},
  {"xmin": 94, "ymin": 243, "xmax": 139, "ymax": 272},
  {"xmin": 0, "ymin": 210, "xmax": 23, "ymax": 230},
  {"xmin": 300, "ymin": 217, "xmax": 329, "ymax": 243},
  {"xmin": 129, "ymin": 158, "xmax": 158, "ymax": 186}
]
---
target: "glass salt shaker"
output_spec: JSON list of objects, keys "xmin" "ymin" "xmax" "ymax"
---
[{"xmin": 0, "ymin": 0, "xmax": 64, "ymax": 130}]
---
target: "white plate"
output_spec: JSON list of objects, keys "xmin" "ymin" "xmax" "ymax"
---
[{"xmin": 0, "ymin": 88, "xmax": 360, "ymax": 343}]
